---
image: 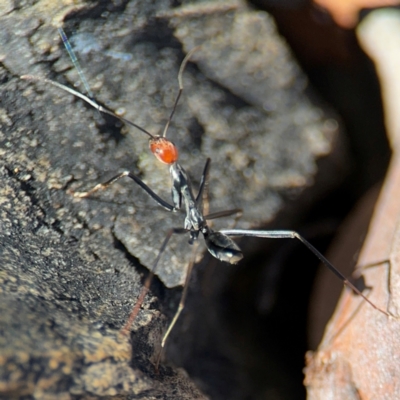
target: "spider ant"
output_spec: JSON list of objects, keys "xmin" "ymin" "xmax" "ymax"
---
[{"xmin": 22, "ymin": 28, "xmax": 390, "ymax": 369}]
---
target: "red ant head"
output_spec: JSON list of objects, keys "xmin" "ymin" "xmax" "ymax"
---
[{"xmin": 149, "ymin": 137, "xmax": 179, "ymax": 165}]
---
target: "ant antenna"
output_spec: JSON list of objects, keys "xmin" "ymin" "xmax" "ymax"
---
[
  {"xmin": 58, "ymin": 27, "xmax": 95, "ymax": 101},
  {"xmin": 20, "ymin": 74, "xmax": 155, "ymax": 139},
  {"xmin": 161, "ymin": 46, "xmax": 200, "ymax": 138},
  {"xmin": 21, "ymin": 29, "xmax": 156, "ymax": 139},
  {"xmin": 21, "ymin": 38, "xmax": 200, "ymax": 144}
]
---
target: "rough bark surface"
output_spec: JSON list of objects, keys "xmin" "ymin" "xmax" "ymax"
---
[{"xmin": 0, "ymin": 0, "xmax": 343, "ymax": 398}]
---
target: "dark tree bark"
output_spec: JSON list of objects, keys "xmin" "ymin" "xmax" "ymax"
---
[{"xmin": 0, "ymin": 1, "xmax": 344, "ymax": 398}]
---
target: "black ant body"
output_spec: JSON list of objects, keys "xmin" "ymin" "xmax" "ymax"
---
[{"xmin": 21, "ymin": 28, "xmax": 390, "ymax": 369}]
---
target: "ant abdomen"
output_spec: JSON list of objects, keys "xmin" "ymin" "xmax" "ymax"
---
[{"xmin": 204, "ymin": 230, "xmax": 243, "ymax": 264}]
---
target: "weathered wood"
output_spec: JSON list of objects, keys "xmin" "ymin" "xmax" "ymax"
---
[{"xmin": 0, "ymin": 0, "xmax": 342, "ymax": 398}]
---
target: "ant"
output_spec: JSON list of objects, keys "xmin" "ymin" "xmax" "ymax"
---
[{"xmin": 22, "ymin": 28, "xmax": 390, "ymax": 370}]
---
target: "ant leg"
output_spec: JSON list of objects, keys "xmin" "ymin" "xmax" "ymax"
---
[
  {"xmin": 195, "ymin": 160, "xmax": 243, "ymax": 221},
  {"xmin": 205, "ymin": 209, "xmax": 243, "ymax": 221},
  {"xmin": 220, "ymin": 229, "xmax": 391, "ymax": 317},
  {"xmin": 120, "ymin": 227, "xmax": 188, "ymax": 336},
  {"xmin": 196, "ymin": 158, "xmax": 211, "ymax": 210},
  {"xmin": 155, "ymin": 242, "xmax": 199, "ymax": 370},
  {"xmin": 195, "ymin": 161, "xmax": 243, "ymax": 221},
  {"xmin": 193, "ymin": 157, "xmax": 211, "ymax": 219},
  {"xmin": 71, "ymin": 171, "xmax": 176, "ymax": 212}
]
